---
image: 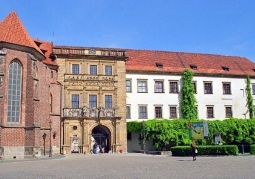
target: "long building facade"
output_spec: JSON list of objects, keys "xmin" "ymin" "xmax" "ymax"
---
[{"xmin": 1, "ymin": 11, "xmax": 255, "ymax": 158}]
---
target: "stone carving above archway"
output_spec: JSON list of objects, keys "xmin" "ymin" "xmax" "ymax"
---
[{"xmin": 63, "ymin": 106, "xmax": 119, "ymax": 118}]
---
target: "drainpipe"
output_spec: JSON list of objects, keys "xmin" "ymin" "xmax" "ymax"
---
[{"xmin": 58, "ymin": 82, "xmax": 63, "ymax": 154}]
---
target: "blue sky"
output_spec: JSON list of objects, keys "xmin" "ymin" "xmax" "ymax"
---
[{"xmin": 1, "ymin": 0, "xmax": 255, "ymax": 62}]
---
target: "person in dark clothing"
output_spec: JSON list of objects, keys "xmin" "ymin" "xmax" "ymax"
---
[{"xmin": 191, "ymin": 140, "xmax": 197, "ymax": 161}]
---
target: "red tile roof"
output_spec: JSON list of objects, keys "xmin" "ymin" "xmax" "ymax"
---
[
  {"xmin": 125, "ymin": 49, "xmax": 255, "ymax": 77},
  {"xmin": 0, "ymin": 11, "xmax": 43, "ymax": 56},
  {"xmin": 34, "ymin": 38, "xmax": 58, "ymax": 66}
]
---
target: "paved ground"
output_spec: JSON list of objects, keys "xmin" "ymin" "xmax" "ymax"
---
[{"xmin": 0, "ymin": 153, "xmax": 255, "ymax": 179}]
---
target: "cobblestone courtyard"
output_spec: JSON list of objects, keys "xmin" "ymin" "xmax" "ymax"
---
[{"xmin": 0, "ymin": 154, "xmax": 255, "ymax": 179}]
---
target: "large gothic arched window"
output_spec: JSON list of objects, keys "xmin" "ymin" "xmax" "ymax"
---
[{"xmin": 7, "ymin": 60, "xmax": 22, "ymax": 123}]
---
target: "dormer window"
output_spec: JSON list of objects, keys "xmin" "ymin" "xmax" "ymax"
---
[
  {"xmin": 156, "ymin": 63, "xmax": 163, "ymax": 68},
  {"xmin": 190, "ymin": 64, "xmax": 197, "ymax": 70},
  {"xmin": 252, "ymin": 69, "xmax": 255, "ymax": 72},
  {"xmin": 49, "ymin": 52, "xmax": 57, "ymax": 61},
  {"xmin": 222, "ymin": 66, "xmax": 229, "ymax": 71}
]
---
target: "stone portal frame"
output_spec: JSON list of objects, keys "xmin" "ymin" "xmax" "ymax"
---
[{"xmin": 62, "ymin": 117, "xmax": 121, "ymax": 154}]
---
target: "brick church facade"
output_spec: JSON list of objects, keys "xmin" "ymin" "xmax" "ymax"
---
[{"xmin": 0, "ymin": 12, "xmax": 61, "ymax": 159}]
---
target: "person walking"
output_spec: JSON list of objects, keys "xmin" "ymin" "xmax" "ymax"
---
[{"xmin": 191, "ymin": 140, "xmax": 197, "ymax": 161}]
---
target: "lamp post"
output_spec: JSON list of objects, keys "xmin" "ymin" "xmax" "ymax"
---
[
  {"xmin": 143, "ymin": 120, "xmax": 146, "ymax": 154},
  {"xmin": 42, "ymin": 133, "xmax": 46, "ymax": 156},
  {"xmin": 49, "ymin": 120, "xmax": 52, "ymax": 157}
]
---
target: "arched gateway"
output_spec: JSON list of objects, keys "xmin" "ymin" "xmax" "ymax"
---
[
  {"xmin": 61, "ymin": 107, "xmax": 127, "ymax": 154},
  {"xmin": 91, "ymin": 125, "xmax": 110, "ymax": 153}
]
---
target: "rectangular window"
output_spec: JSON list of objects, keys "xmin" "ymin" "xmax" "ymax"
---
[
  {"xmin": 252, "ymin": 84, "xmax": 255, "ymax": 95},
  {"xmin": 72, "ymin": 64, "xmax": 79, "ymax": 74},
  {"xmin": 193, "ymin": 82, "xmax": 197, "ymax": 93},
  {"xmin": 105, "ymin": 95, "xmax": 112, "ymax": 108},
  {"xmin": 169, "ymin": 81, "xmax": 178, "ymax": 93},
  {"xmin": 90, "ymin": 65, "xmax": 97, "ymax": 75},
  {"xmin": 105, "ymin": 66, "xmax": 112, "ymax": 76},
  {"xmin": 223, "ymin": 83, "xmax": 231, "ymax": 94},
  {"xmin": 89, "ymin": 95, "xmax": 97, "ymax": 108},
  {"xmin": 207, "ymin": 106, "xmax": 214, "ymax": 118},
  {"xmin": 126, "ymin": 105, "xmax": 131, "ymax": 119},
  {"xmin": 138, "ymin": 80, "xmax": 147, "ymax": 93},
  {"xmin": 139, "ymin": 106, "xmax": 147, "ymax": 119},
  {"xmin": 155, "ymin": 81, "xmax": 164, "ymax": 93},
  {"xmin": 204, "ymin": 82, "xmax": 213, "ymax": 94},
  {"xmin": 126, "ymin": 80, "xmax": 132, "ymax": 92},
  {"xmin": 225, "ymin": 106, "xmax": 232, "ymax": 118},
  {"xmin": 155, "ymin": 106, "xmax": 162, "ymax": 118},
  {"xmin": 71, "ymin": 94, "xmax": 79, "ymax": 108},
  {"xmin": 170, "ymin": 107, "xmax": 177, "ymax": 118},
  {"xmin": 127, "ymin": 132, "xmax": 132, "ymax": 140}
]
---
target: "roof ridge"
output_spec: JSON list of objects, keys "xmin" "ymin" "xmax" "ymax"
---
[{"xmin": 0, "ymin": 11, "xmax": 44, "ymax": 57}]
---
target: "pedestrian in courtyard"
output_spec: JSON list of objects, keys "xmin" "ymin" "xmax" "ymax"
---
[{"xmin": 190, "ymin": 140, "xmax": 197, "ymax": 161}]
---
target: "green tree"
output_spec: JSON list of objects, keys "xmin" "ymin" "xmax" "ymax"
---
[
  {"xmin": 181, "ymin": 69, "xmax": 197, "ymax": 120},
  {"xmin": 246, "ymin": 76, "xmax": 254, "ymax": 119}
]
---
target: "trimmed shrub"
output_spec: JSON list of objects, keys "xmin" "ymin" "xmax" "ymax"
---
[
  {"xmin": 250, "ymin": 144, "xmax": 255, "ymax": 154},
  {"xmin": 171, "ymin": 145, "xmax": 238, "ymax": 156}
]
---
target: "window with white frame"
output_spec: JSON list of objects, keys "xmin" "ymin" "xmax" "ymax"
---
[
  {"xmin": 206, "ymin": 106, "xmax": 214, "ymax": 118},
  {"xmin": 169, "ymin": 81, "xmax": 178, "ymax": 93},
  {"xmin": 193, "ymin": 81, "xmax": 197, "ymax": 93},
  {"xmin": 89, "ymin": 95, "xmax": 97, "ymax": 108},
  {"xmin": 137, "ymin": 80, "xmax": 147, "ymax": 93},
  {"xmin": 223, "ymin": 83, "xmax": 231, "ymax": 94},
  {"xmin": 7, "ymin": 60, "xmax": 22, "ymax": 123},
  {"xmin": 105, "ymin": 95, "xmax": 112, "ymax": 108},
  {"xmin": 225, "ymin": 106, "xmax": 232, "ymax": 118},
  {"xmin": 90, "ymin": 65, "xmax": 97, "ymax": 75},
  {"xmin": 252, "ymin": 84, "xmax": 255, "ymax": 95},
  {"xmin": 126, "ymin": 80, "xmax": 132, "ymax": 92},
  {"xmin": 155, "ymin": 106, "xmax": 162, "ymax": 118},
  {"xmin": 105, "ymin": 65, "xmax": 112, "ymax": 76},
  {"xmin": 71, "ymin": 94, "xmax": 79, "ymax": 108},
  {"xmin": 169, "ymin": 106, "xmax": 177, "ymax": 118},
  {"xmin": 154, "ymin": 81, "xmax": 164, "ymax": 93},
  {"xmin": 72, "ymin": 64, "xmax": 79, "ymax": 74},
  {"xmin": 204, "ymin": 82, "xmax": 213, "ymax": 94},
  {"xmin": 126, "ymin": 105, "xmax": 131, "ymax": 119},
  {"xmin": 139, "ymin": 105, "xmax": 147, "ymax": 119}
]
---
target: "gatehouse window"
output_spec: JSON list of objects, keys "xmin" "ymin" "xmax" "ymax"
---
[
  {"xmin": 89, "ymin": 95, "xmax": 97, "ymax": 108},
  {"xmin": 7, "ymin": 60, "xmax": 22, "ymax": 123},
  {"xmin": 72, "ymin": 64, "xmax": 79, "ymax": 74},
  {"xmin": 71, "ymin": 94, "xmax": 79, "ymax": 108},
  {"xmin": 105, "ymin": 65, "xmax": 112, "ymax": 76},
  {"xmin": 105, "ymin": 95, "xmax": 112, "ymax": 108},
  {"xmin": 90, "ymin": 65, "xmax": 97, "ymax": 75}
]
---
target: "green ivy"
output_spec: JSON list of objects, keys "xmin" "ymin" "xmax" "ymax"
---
[
  {"xmin": 246, "ymin": 76, "xmax": 254, "ymax": 119},
  {"xmin": 181, "ymin": 69, "xmax": 197, "ymax": 120},
  {"xmin": 127, "ymin": 118, "xmax": 255, "ymax": 150}
]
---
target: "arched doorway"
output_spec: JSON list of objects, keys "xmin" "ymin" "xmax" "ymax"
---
[{"xmin": 91, "ymin": 125, "xmax": 110, "ymax": 153}]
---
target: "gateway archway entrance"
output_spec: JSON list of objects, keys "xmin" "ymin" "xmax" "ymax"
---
[{"xmin": 91, "ymin": 125, "xmax": 110, "ymax": 153}]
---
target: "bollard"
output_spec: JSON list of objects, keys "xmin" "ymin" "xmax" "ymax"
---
[{"xmin": 241, "ymin": 144, "xmax": 244, "ymax": 154}]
